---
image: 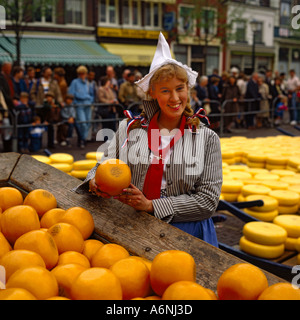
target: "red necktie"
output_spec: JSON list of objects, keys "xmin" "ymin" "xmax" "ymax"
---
[{"xmin": 143, "ymin": 112, "xmax": 186, "ymax": 200}]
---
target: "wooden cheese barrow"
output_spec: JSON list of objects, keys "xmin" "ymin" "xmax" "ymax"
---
[{"xmin": 0, "ymin": 152, "xmax": 287, "ymax": 291}]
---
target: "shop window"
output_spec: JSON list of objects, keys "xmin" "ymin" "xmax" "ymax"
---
[
  {"xmin": 280, "ymin": 1, "xmax": 291, "ymax": 26},
  {"xmin": 234, "ymin": 20, "xmax": 247, "ymax": 43},
  {"xmin": 178, "ymin": 5, "xmax": 196, "ymax": 36},
  {"xmin": 279, "ymin": 47, "xmax": 289, "ymax": 61},
  {"xmin": 65, "ymin": 0, "xmax": 84, "ymax": 25},
  {"xmin": 173, "ymin": 44, "xmax": 187, "ymax": 65},
  {"xmin": 200, "ymin": 8, "xmax": 217, "ymax": 37},
  {"xmin": 99, "ymin": 0, "xmax": 118, "ymax": 25},
  {"xmin": 122, "ymin": 0, "xmax": 141, "ymax": 27},
  {"xmin": 144, "ymin": 2, "xmax": 161, "ymax": 28},
  {"xmin": 33, "ymin": 0, "xmax": 55, "ymax": 23}
]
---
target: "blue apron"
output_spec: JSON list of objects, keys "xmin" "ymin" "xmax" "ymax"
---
[{"xmin": 171, "ymin": 218, "xmax": 219, "ymax": 248}]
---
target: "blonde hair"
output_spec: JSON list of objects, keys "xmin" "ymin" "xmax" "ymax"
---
[{"xmin": 129, "ymin": 64, "xmax": 199, "ymax": 130}]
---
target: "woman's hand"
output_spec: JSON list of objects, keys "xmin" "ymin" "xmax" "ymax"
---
[
  {"xmin": 89, "ymin": 178, "xmax": 111, "ymax": 199},
  {"xmin": 114, "ymin": 184, "xmax": 154, "ymax": 213}
]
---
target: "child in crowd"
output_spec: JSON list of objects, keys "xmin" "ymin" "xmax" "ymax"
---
[
  {"xmin": 29, "ymin": 116, "xmax": 47, "ymax": 152},
  {"xmin": 275, "ymin": 95, "xmax": 289, "ymax": 125},
  {"xmin": 15, "ymin": 92, "xmax": 33, "ymax": 153},
  {"xmin": 59, "ymin": 94, "xmax": 82, "ymax": 147}
]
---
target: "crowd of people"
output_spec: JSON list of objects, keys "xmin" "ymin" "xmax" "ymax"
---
[
  {"xmin": 0, "ymin": 63, "xmax": 145, "ymax": 153},
  {"xmin": 0, "ymin": 61, "xmax": 300, "ymax": 154},
  {"xmin": 192, "ymin": 67, "xmax": 300, "ymax": 133}
]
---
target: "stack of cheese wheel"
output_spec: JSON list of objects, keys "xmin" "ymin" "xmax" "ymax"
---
[
  {"xmin": 273, "ymin": 215, "xmax": 300, "ymax": 253},
  {"xmin": 70, "ymin": 159, "xmax": 98, "ymax": 180},
  {"xmin": 238, "ymin": 184, "xmax": 272, "ymax": 208},
  {"xmin": 221, "ymin": 149, "xmax": 236, "ymax": 165},
  {"xmin": 269, "ymin": 190, "xmax": 300, "ymax": 215},
  {"xmin": 240, "ymin": 221, "xmax": 287, "ymax": 259},
  {"xmin": 287, "ymin": 156, "xmax": 300, "ymax": 172},
  {"xmin": 246, "ymin": 152, "xmax": 266, "ymax": 168},
  {"xmin": 49, "ymin": 153, "xmax": 74, "ymax": 174},
  {"xmin": 265, "ymin": 154, "xmax": 288, "ymax": 171},
  {"xmin": 31, "ymin": 155, "xmax": 52, "ymax": 165},
  {"xmin": 221, "ymin": 179, "xmax": 244, "ymax": 202},
  {"xmin": 85, "ymin": 152, "xmax": 104, "ymax": 162},
  {"xmin": 287, "ymin": 185, "xmax": 300, "ymax": 212},
  {"xmin": 295, "ymin": 238, "xmax": 300, "ymax": 264},
  {"xmin": 242, "ymin": 195, "xmax": 279, "ymax": 222}
]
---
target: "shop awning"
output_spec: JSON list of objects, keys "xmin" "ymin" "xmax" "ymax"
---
[
  {"xmin": 102, "ymin": 43, "xmax": 174, "ymax": 67},
  {"xmin": 0, "ymin": 36, "xmax": 124, "ymax": 66}
]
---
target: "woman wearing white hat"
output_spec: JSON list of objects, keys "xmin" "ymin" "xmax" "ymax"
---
[{"xmin": 78, "ymin": 33, "xmax": 222, "ymax": 246}]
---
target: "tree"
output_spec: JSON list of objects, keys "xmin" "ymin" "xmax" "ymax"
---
[{"xmin": 0, "ymin": 0, "xmax": 56, "ymax": 66}]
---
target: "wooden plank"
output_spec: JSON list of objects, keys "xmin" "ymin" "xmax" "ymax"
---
[
  {"xmin": 0, "ymin": 153, "xmax": 21, "ymax": 186},
  {"xmin": 8, "ymin": 154, "xmax": 285, "ymax": 290}
]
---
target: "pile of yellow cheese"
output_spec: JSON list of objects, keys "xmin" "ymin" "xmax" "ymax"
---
[
  {"xmin": 220, "ymin": 136, "xmax": 300, "ymax": 260},
  {"xmin": 31, "ymin": 152, "xmax": 103, "ymax": 180}
]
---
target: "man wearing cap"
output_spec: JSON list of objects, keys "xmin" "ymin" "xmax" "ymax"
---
[{"xmin": 68, "ymin": 65, "xmax": 93, "ymax": 148}]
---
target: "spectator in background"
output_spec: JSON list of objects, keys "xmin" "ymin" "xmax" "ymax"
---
[
  {"xmin": 68, "ymin": 65, "xmax": 93, "ymax": 148},
  {"xmin": 30, "ymin": 66, "xmax": 63, "ymax": 107},
  {"xmin": 245, "ymin": 72, "xmax": 261, "ymax": 129},
  {"xmin": 221, "ymin": 75, "xmax": 241, "ymax": 133},
  {"xmin": 208, "ymin": 76, "xmax": 221, "ymax": 129},
  {"xmin": 286, "ymin": 69, "xmax": 300, "ymax": 125},
  {"xmin": 59, "ymin": 94, "xmax": 81, "ymax": 147},
  {"xmin": 106, "ymin": 65, "xmax": 118, "ymax": 99},
  {"xmin": 190, "ymin": 88, "xmax": 201, "ymax": 111},
  {"xmin": 0, "ymin": 62, "xmax": 14, "ymax": 152},
  {"xmin": 15, "ymin": 92, "xmax": 33, "ymax": 153},
  {"xmin": 97, "ymin": 75, "xmax": 118, "ymax": 131},
  {"xmin": 118, "ymin": 69, "xmax": 130, "ymax": 88},
  {"xmin": 24, "ymin": 67, "xmax": 36, "ymax": 107},
  {"xmin": 118, "ymin": 72, "xmax": 141, "ymax": 112},
  {"xmin": 87, "ymin": 70, "xmax": 98, "ymax": 103},
  {"xmin": 12, "ymin": 66, "xmax": 27, "ymax": 99},
  {"xmin": 54, "ymin": 67, "xmax": 68, "ymax": 102},
  {"xmin": 257, "ymin": 76, "xmax": 271, "ymax": 128},
  {"xmin": 29, "ymin": 116, "xmax": 47, "ymax": 152}
]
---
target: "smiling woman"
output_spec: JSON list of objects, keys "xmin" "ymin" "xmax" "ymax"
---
[{"xmin": 76, "ymin": 33, "xmax": 223, "ymax": 247}]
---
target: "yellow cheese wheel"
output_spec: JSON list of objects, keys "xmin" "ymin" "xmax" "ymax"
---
[
  {"xmin": 270, "ymin": 169, "xmax": 296, "ymax": 177},
  {"xmin": 222, "ymin": 150, "xmax": 235, "ymax": 159},
  {"xmin": 239, "ymin": 236, "xmax": 285, "ymax": 259},
  {"xmin": 298, "ymin": 253, "xmax": 300, "ymax": 265},
  {"xmin": 243, "ymin": 208, "xmax": 278, "ymax": 222},
  {"xmin": 73, "ymin": 160, "xmax": 97, "ymax": 171},
  {"xmin": 268, "ymin": 190, "xmax": 300, "ymax": 206},
  {"xmin": 266, "ymin": 155, "xmax": 288, "ymax": 166},
  {"xmin": 221, "ymin": 180, "xmax": 244, "ymax": 193},
  {"xmin": 284, "ymin": 237, "xmax": 298, "ymax": 251},
  {"xmin": 245, "ymin": 195, "xmax": 278, "ymax": 212},
  {"xmin": 241, "ymin": 184, "xmax": 272, "ymax": 197},
  {"xmin": 287, "ymin": 157, "xmax": 300, "ymax": 168},
  {"xmin": 50, "ymin": 163, "xmax": 73, "ymax": 173},
  {"xmin": 243, "ymin": 221, "xmax": 287, "ymax": 246},
  {"xmin": 219, "ymin": 194, "xmax": 224, "ymax": 201},
  {"xmin": 221, "ymin": 192, "xmax": 240, "ymax": 202},
  {"xmin": 228, "ymin": 171, "xmax": 252, "ymax": 180},
  {"xmin": 227, "ymin": 165, "xmax": 249, "ymax": 172},
  {"xmin": 246, "ymin": 161, "xmax": 265, "ymax": 168},
  {"xmin": 280, "ymin": 176, "xmax": 300, "ymax": 185},
  {"xmin": 31, "ymin": 155, "xmax": 51, "ymax": 164},
  {"xmin": 70, "ymin": 170, "xmax": 89, "ymax": 179},
  {"xmin": 222, "ymin": 158, "xmax": 236, "ymax": 165},
  {"xmin": 49, "ymin": 153, "xmax": 74, "ymax": 164},
  {"xmin": 247, "ymin": 153, "xmax": 266, "ymax": 163},
  {"xmin": 288, "ymin": 185, "xmax": 300, "ymax": 194},
  {"xmin": 295, "ymin": 238, "xmax": 300, "ymax": 252},
  {"xmin": 254, "ymin": 173, "xmax": 280, "ymax": 181},
  {"xmin": 85, "ymin": 152, "xmax": 104, "ymax": 161},
  {"xmin": 265, "ymin": 163, "xmax": 286, "ymax": 171},
  {"xmin": 273, "ymin": 215, "xmax": 300, "ymax": 238},
  {"xmin": 286, "ymin": 165, "xmax": 298, "ymax": 173},
  {"xmin": 260, "ymin": 180, "xmax": 289, "ymax": 190},
  {"xmin": 278, "ymin": 204, "xmax": 299, "ymax": 215}
]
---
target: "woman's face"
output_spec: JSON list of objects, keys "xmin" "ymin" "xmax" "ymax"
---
[{"xmin": 151, "ymin": 76, "xmax": 188, "ymax": 121}]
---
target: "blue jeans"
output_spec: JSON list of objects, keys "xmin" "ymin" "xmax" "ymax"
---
[{"xmin": 76, "ymin": 106, "xmax": 92, "ymax": 142}]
